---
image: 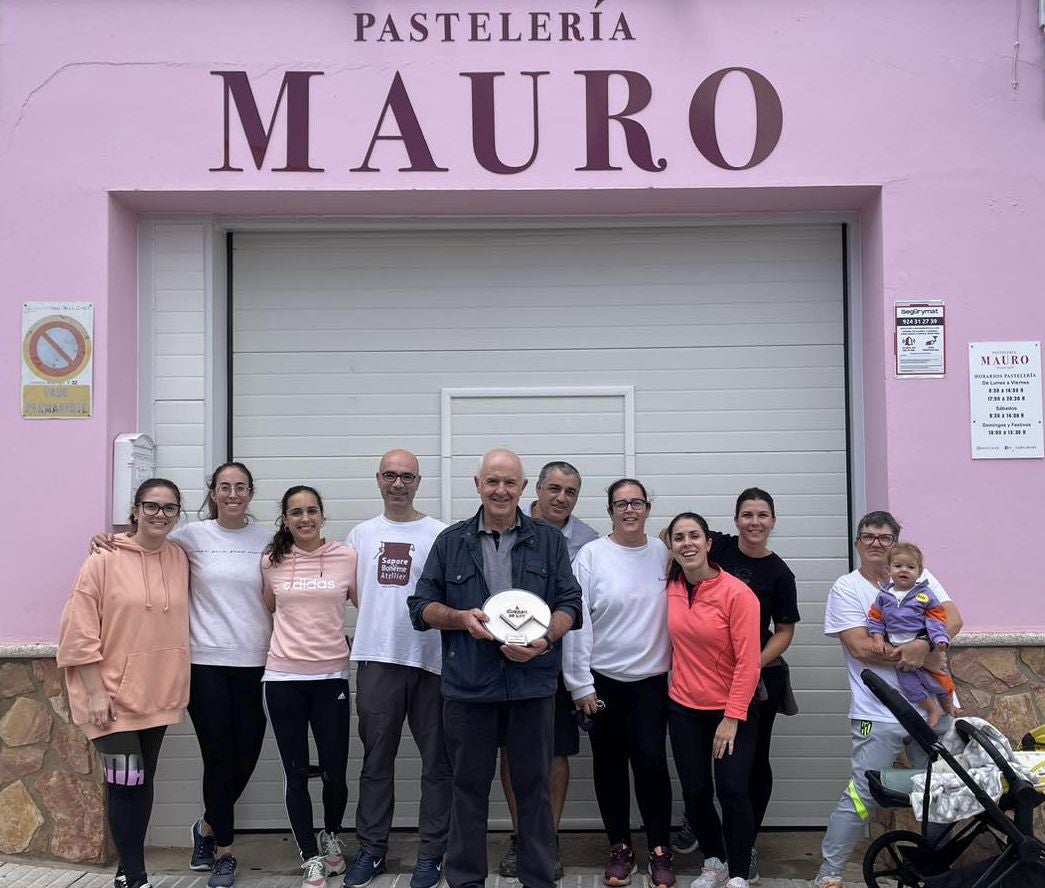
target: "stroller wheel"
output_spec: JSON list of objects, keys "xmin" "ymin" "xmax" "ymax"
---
[{"xmin": 863, "ymin": 829, "xmax": 943, "ymax": 887}]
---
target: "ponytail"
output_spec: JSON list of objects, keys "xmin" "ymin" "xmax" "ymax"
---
[{"xmin": 266, "ymin": 522, "xmax": 295, "ymax": 566}]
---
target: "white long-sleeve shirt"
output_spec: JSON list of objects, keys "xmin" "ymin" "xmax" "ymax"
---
[{"xmin": 562, "ymin": 536, "xmax": 672, "ymax": 700}]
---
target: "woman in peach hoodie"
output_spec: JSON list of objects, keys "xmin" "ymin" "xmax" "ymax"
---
[{"xmin": 58, "ymin": 478, "xmax": 190, "ymax": 888}]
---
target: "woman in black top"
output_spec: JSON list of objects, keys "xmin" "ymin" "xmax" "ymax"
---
[{"xmin": 708, "ymin": 488, "xmax": 800, "ymax": 880}]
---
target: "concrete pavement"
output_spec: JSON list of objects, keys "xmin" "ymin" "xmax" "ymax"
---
[{"xmin": 1, "ymin": 831, "xmax": 868, "ymax": 888}]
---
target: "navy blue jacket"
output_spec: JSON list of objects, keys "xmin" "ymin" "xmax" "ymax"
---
[{"xmin": 408, "ymin": 507, "xmax": 583, "ymax": 702}]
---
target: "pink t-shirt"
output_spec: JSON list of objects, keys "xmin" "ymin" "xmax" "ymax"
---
[{"xmin": 262, "ymin": 541, "xmax": 357, "ymax": 675}]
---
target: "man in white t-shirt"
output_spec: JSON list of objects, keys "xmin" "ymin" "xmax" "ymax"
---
[
  {"xmin": 344, "ymin": 450, "xmax": 449, "ymax": 888},
  {"xmin": 813, "ymin": 511, "xmax": 963, "ymax": 888},
  {"xmin": 497, "ymin": 461, "xmax": 600, "ymax": 879}
]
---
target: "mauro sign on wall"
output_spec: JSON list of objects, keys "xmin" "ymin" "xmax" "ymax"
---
[{"xmin": 210, "ymin": 3, "xmax": 783, "ymax": 176}]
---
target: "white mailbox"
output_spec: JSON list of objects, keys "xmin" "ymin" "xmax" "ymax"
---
[{"xmin": 112, "ymin": 433, "xmax": 156, "ymax": 525}]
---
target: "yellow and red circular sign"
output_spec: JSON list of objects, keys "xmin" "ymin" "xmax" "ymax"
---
[{"xmin": 23, "ymin": 315, "xmax": 93, "ymax": 382}]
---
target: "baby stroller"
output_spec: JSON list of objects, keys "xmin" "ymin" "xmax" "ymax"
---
[{"xmin": 859, "ymin": 668, "xmax": 1045, "ymax": 887}]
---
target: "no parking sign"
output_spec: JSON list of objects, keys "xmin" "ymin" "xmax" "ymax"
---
[{"xmin": 21, "ymin": 302, "xmax": 94, "ymax": 418}]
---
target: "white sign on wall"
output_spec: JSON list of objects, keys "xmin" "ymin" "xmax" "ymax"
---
[
  {"xmin": 968, "ymin": 341, "xmax": 1043, "ymax": 460},
  {"xmin": 895, "ymin": 301, "xmax": 945, "ymax": 377}
]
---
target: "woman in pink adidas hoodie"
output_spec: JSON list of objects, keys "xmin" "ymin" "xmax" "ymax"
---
[
  {"xmin": 261, "ymin": 484, "xmax": 357, "ymax": 888},
  {"xmin": 58, "ymin": 478, "xmax": 190, "ymax": 888}
]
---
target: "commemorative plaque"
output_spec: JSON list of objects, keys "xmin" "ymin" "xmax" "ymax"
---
[{"xmin": 482, "ymin": 588, "xmax": 551, "ymax": 645}]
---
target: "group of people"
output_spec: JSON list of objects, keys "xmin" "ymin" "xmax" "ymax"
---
[{"xmin": 55, "ymin": 446, "xmax": 958, "ymax": 888}]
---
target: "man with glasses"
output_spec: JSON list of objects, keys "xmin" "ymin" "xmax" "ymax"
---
[
  {"xmin": 408, "ymin": 448, "xmax": 583, "ymax": 888},
  {"xmin": 812, "ymin": 511, "xmax": 963, "ymax": 888},
  {"xmin": 498, "ymin": 461, "xmax": 599, "ymax": 879},
  {"xmin": 343, "ymin": 450, "xmax": 450, "ymax": 888}
]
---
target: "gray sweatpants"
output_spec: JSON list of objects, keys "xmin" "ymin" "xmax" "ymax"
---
[
  {"xmin": 817, "ymin": 716, "xmax": 949, "ymax": 880},
  {"xmin": 354, "ymin": 661, "xmax": 451, "ymax": 858}
]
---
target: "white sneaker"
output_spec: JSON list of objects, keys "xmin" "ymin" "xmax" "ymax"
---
[
  {"xmin": 318, "ymin": 830, "xmax": 345, "ymax": 876},
  {"xmin": 301, "ymin": 856, "xmax": 327, "ymax": 888},
  {"xmin": 689, "ymin": 857, "xmax": 728, "ymax": 888},
  {"xmin": 811, "ymin": 877, "xmax": 843, "ymax": 888},
  {"xmin": 724, "ymin": 878, "xmax": 749, "ymax": 888}
]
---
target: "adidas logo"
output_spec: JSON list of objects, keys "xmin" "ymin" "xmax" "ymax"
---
[{"xmin": 337, "ymin": 692, "xmax": 346, "ymax": 700}]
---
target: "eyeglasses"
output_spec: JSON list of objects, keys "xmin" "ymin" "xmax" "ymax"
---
[
  {"xmin": 611, "ymin": 498, "xmax": 649, "ymax": 512},
  {"xmin": 380, "ymin": 471, "xmax": 418, "ymax": 485},
  {"xmin": 215, "ymin": 483, "xmax": 251, "ymax": 495},
  {"xmin": 139, "ymin": 501, "xmax": 180, "ymax": 518},
  {"xmin": 857, "ymin": 532, "xmax": 896, "ymax": 547}
]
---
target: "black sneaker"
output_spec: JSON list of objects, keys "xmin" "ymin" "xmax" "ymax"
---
[
  {"xmin": 190, "ymin": 819, "xmax": 217, "ymax": 871},
  {"xmin": 114, "ymin": 869, "xmax": 127, "ymax": 888},
  {"xmin": 498, "ymin": 834, "xmax": 518, "ymax": 878},
  {"xmin": 209, "ymin": 853, "xmax": 237, "ymax": 888},
  {"xmin": 669, "ymin": 818, "xmax": 698, "ymax": 855},
  {"xmin": 125, "ymin": 875, "xmax": 152, "ymax": 888}
]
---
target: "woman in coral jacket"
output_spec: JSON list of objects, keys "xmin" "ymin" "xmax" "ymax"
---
[
  {"xmin": 664, "ymin": 512, "xmax": 761, "ymax": 888},
  {"xmin": 58, "ymin": 478, "xmax": 190, "ymax": 888},
  {"xmin": 261, "ymin": 485, "xmax": 357, "ymax": 888}
]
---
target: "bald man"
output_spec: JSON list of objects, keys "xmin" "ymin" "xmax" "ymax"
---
[
  {"xmin": 344, "ymin": 450, "xmax": 450, "ymax": 888},
  {"xmin": 408, "ymin": 449, "xmax": 583, "ymax": 888}
]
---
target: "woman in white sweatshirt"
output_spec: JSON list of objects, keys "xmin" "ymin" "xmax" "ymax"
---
[
  {"xmin": 261, "ymin": 485, "xmax": 357, "ymax": 888},
  {"xmin": 563, "ymin": 479, "xmax": 674, "ymax": 888}
]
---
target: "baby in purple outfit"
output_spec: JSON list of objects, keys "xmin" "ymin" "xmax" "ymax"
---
[{"xmin": 867, "ymin": 542, "xmax": 955, "ymax": 728}]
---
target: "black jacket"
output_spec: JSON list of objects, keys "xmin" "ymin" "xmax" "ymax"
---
[{"xmin": 408, "ymin": 507, "xmax": 583, "ymax": 702}]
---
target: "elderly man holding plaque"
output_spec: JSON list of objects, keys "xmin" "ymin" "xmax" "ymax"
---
[{"xmin": 408, "ymin": 449, "xmax": 583, "ymax": 888}]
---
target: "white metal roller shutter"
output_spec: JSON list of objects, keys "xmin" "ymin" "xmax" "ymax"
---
[{"xmin": 150, "ymin": 222, "xmax": 852, "ymax": 839}]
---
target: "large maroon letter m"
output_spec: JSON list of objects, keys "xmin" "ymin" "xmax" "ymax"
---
[{"xmin": 210, "ymin": 71, "xmax": 324, "ymax": 172}]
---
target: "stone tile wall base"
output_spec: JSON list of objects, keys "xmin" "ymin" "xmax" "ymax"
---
[{"xmin": 0, "ymin": 658, "xmax": 109, "ymax": 864}]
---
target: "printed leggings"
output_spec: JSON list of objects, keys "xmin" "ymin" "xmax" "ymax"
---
[{"xmin": 93, "ymin": 726, "xmax": 167, "ymax": 880}]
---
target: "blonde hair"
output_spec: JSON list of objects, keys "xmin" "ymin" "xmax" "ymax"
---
[{"xmin": 888, "ymin": 541, "xmax": 924, "ymax": 572}]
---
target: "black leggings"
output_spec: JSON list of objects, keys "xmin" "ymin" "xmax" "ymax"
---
[
  {"xmin": 187, "ymin": 664, "xmax": 267, "ymax": 847},
  {"xmin": 93, "ymin": 726, "xmax": 167, "ymax": 880},
  {"xmin": 589, "ymin": 672, "xmax": 672, "ymax": 851},
  {"xmin": 264, "ymin": 679, "xmax": 351, "ymax": 859},
  {"xmin": 667, "ymin": 701, "xmax": 757, "ymax": 880},
  {"xmin": 750, "ymin": 665, "xmax": 785, "ymax": 833}
]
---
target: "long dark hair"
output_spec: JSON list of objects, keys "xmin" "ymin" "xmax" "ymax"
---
[
  {"xmin": 128, "ymin": 478, "xmax": 181, "ymax": 533},
  {"xmin": 198, "ymin": 461, "xmax": 255, "ymax": 520},
  {"xmin": 266, "ymin": 485, "xmax": 324, "ymax": 565},
  {"xmin": 665, "ymin": 511, "xmax": 711, "ymax": 584}
]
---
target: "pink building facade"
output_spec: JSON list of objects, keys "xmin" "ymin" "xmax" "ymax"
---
[{"xmin": 2, "ymin": 0, "xmax": 1044, "ymax": 861}]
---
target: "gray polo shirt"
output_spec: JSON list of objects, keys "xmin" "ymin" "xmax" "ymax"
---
[{"xmin": 477, "ymin": 511, "xmax": 520, "ymax": 594}]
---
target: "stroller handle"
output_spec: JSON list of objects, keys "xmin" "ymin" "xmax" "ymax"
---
[{"xmin": 860, "ymin": 669, "xmax": 940, "ymax": 752}]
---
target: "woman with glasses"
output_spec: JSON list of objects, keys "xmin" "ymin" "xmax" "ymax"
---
[
  {"xmin": 92, "ymin": 462, "xmax": 272, "ymax": 888},
  {"xmin": 664, "ymin": 512, "xmax": 761, "ymax": 888},
  {"xmin": 563, "ymin": 479, "xmax": 675, "ymax": 888},
  {"xmin": 59, "ymin": 478, "xmax": 190, "ymax": 888}
]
